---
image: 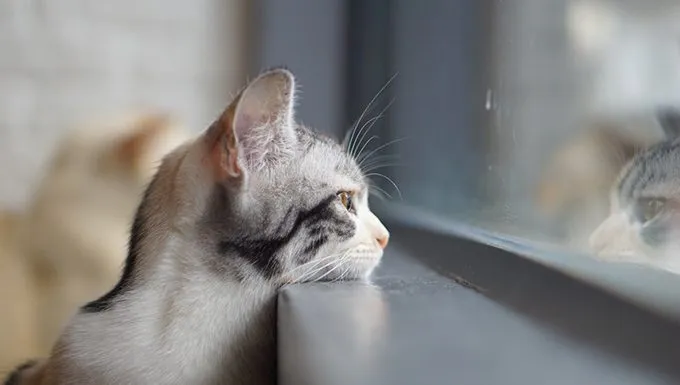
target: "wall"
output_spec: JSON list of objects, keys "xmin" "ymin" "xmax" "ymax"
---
[{"xmin": 0, "ymin": 0, "xmax": 248, "ymax": 208}]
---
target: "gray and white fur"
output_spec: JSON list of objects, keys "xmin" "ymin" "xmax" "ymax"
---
[
  {"xmin": 590, "ymin": 107, "xmax": 680, "ymax": 273},
  {"xmin": 5, "ymin": 68, "xmax": 389, "ymax": 385}
]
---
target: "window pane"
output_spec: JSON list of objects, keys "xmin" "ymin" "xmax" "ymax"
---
[{"xmin": 351, "ymin": 0, "xmax": 680, "ymax": 277}]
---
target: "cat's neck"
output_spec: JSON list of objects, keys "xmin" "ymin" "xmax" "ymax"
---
[
  {"xmin": 62, "ymin": 154, "xmax": 281, "ymax": 383},
  {"xmin": 146, "ymin": 231, "xmax": 276, "ymax": 297},
  {"xmin": 63, "ymin": 229, "xmax": 278, "ymax": 384},
  {"xmin": 81, "ymin": 168, "xmax": 278, "ymax": 332},
  {"xmin": 106, "ymin": 220, "xmax": 277, "ymax": 312}
]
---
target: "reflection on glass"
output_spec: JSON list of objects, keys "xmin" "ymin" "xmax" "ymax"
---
[
  {"xmin": 381, "ymin": 1, "xmax": 680, "ymax": 276},
  {"xmin": 501, "ymin": 0, "xmax": 680, "ymax": 273}
]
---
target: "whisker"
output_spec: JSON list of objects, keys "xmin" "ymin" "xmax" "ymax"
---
[
  {"xmin": 357, "ymin": 138, "xmax": 405, "ymax": 167},
  {"xmin": 342, "ymin": 123, "xmax": 358, "ymax": 157},
  {"xmin": 282, "ymin": 253, "xmax": 344, "ymax": 284},
  {"xmin": 293, "ymin": 251, "xmax": 351, "ymax": 284},
  {"xmin": 345, "ymin": 73, "xmax": 398, "ymax": 157},
  {"xmin": 336, "ymin": 267, "xmax": 351, "ymax": 282},
  {"xmin": 342, "ymin": 124, "xmax": 354, "ymax": 152},
  {"xmin": 294, "ymin": 258, "xmax": 338, "ymax": 284},
  {"xmin": 315, "ymin": 252, "xmax": 353, "ymax": 282},
  {"xmin": 362, "ymin": 162, "xmax": 404, "ymax": 174},
  {"xmin": 285, "ymin": 253, "xmax": 338, "ymax": 276},
  {"xmin": 356, "ymin": 132, "xmax": 381, "ymax": 160},
  {"xmin": 360, "ymin": 154, "xmax": 402, "ymax": 172},
  {"xmin": 314, "ymin": 262, "xmax": 342, "ymax": 282},
  {"xmin": 365, "ymin": 172, "xmax": 402, "ymax": 200},
  {"xmin": 353, "ymin": 116, "xmax": 383, "ymax": 159},
  {"xmin": 361, "ymin": 154, "xmax": 400, "ymax": 168},
  {"xmin": 353, "ymin": 97, "xmax": 396, "ymax": 160},
  {"xmin": 369, "ymin": 184, "xmax": 393, "ymax": 200},
  {"xmin": 355, "ymin": 135, "xmax": 379, "ymax": 162},
  {"xmin": 362, "ymin": 160, "xmax": 402, "ymax": 172},
  {"xmin": 362, "ymin": 153, "xmax": 401, "ymax": 163},
  {"xmin": 333, "ymin": 257, "xmax": 357, "ymax": 282}
]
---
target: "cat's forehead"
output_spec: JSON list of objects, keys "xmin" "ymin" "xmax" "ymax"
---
[
  {"xmin": 617, "ymin": 139, "xmax": 680, "ymax": 203},
  {"xmin": 292, "ymin": 125, "xmax": 364, "ymax": 187}
]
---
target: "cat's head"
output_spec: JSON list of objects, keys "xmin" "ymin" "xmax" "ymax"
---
[
  {"xmin": 145, "ymin": 69, "xmax": 389, "ymax": 283},
  {"xmin": 589, "ymin": 108, "xmax": 680, "ymax": 266}
]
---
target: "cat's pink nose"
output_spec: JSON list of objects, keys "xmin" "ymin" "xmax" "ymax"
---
[{"xmin": 376, "ymin": 234, "xmax": 389, "ymax": 249}]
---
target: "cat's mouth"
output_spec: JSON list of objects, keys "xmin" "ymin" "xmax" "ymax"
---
[
  {"xmin": 589, "ymin": 212, "xmax": 660, "ymax": 263},
  {"xmin": 338, "ymin": 248, "xmax": 383, "ymax": 278},
  {"xmin": 347, "ymin": 254, "xmax": 381, "ymax": 268},
  {"xmin": 590, "ymin": 212, "xmax": 638, "ymax": 255},
  {"xmin": 348, "ymin": 244, "xmax": 383, "ymax": 260}
]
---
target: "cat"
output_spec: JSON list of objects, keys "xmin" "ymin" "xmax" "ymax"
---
[
  {"xmin": 589, "ymin": 108, "xmax": 680, "ymax": 273},
  {"xmin": 7, "ymin": 111, "xmax": 190, "ymax": 360},
  {"xmin": 536, "ymin": 116, "xmax": 662, "ymax": 249},
  {"xmin": 5, "ymin": 68, "xmax": 390, "ymax": 385}
]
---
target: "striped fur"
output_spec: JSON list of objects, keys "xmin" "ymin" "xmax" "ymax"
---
[
  {"xmin": 590, "ymin": 109, "xmax": 680, "ymax": 273},
  {"xmin": 7, "ymin": 68, "xmax": 389, "ymax": 385}
]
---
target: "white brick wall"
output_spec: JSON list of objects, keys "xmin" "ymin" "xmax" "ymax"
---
[{"xmin": 0, "ymin": 0, "xmax": 248, "ymax": 208}]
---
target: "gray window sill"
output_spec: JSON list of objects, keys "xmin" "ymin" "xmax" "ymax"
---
[{"xmin": 277, "ymin": 232, "xmax": 680, "ymax": 385}]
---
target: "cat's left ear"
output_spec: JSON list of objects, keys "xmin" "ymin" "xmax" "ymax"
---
[
  {"xmin": 657, "ymin": 108, "xmax": 680, "ymax": 140},
  {"xmin": 207, "ymin": 68, "xmax": 297, "ymax": 180}
]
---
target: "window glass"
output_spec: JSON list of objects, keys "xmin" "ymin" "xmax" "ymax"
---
[{"xmin": 350, "ymin": 0, "xmax": 680, "ymax": 276}]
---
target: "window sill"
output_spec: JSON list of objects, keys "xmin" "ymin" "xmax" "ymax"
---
[{"xmin": 277, "ymin": 223, "xmax": 680, "ymax": 385}]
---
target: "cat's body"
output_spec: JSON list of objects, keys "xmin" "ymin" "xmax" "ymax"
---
[
  {"xmin": 7, "ymin": 69, "xmax": 389, "ymax": 385},
  {"xmin": 41, "ymin": 277, "xmax": 277, "ymax": 384}
]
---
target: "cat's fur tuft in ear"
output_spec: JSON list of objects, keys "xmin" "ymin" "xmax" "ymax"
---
[
  {"xmin": 657, "ymin": 107, "xmax": 680, "ymax": 140},
  {"xmin": 208, "ymin": 69, "xmax": 298, "ymax": 179}
]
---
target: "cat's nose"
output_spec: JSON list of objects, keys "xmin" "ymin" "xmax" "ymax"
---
[
  {"xmin": 376, "ymin": 233, "xmax": 389, "ymax": 249},
  {"xmin": 366, "ymin": 211, "xmax": 389, "ymax": 249}
]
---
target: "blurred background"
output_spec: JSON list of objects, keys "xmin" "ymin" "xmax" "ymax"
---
[{"xmin": 3, "ymin": 0, "xmax": 680, "ymax": 377}]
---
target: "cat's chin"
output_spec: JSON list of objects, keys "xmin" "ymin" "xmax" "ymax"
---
[{"xmin": 341, "ymin": 260, "xmax": 381, "ymax": 281}]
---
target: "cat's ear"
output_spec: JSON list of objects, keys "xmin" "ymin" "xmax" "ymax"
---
[
  {"xmin": 207, "ymin": 68, "xmax": 297, "ymax": 180},
  {"xmin": 657, "ymin": 108, "xmax": 680, "ymax": 140}
]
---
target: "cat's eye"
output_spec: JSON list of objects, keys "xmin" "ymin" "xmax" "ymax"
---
[
  {"xmin": 634, "ymin": 198, "xmax": 667, "ymax": 224},
  {"xmin": 337, "ymin": 191, "xmax": 354, "ymax": 212}
]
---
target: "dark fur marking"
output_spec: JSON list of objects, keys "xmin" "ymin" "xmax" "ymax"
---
[
  {"xmin": 308, "ymin": 226, "xmax": 323, "ymax": 237},
  {"xmin": 81, "ymin": 175, "xmax": 158, "ymax": 313},
  {"xmin": 274, "ymin": 206, "xmax": 297, "ymax": 236},
  {"xmin": 295, "ymin": 220, "xmax": 355, "ymax": 265},
  {"xmin": 329, "ymin": 225, "xmax": 354, "ymax": 239},
  {"xmin": 218, "ymin": 238, "xmax": 283, "ymax": 276},
  {"xmin": 301, "ymin": 234, "xmax": 328, "ymax": 256},
  {"xmin": 218, "ymin": 195, "xmax": 337, "ymax": 277},
  {"xmin": 618, "ymin": 139, "xmax": 680, "ymax": 203},
  {"xmin": 4, "ymin": 360, "xmax": 37, "ymax": 385}
]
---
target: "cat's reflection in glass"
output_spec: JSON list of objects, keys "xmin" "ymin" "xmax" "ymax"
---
[{"xmin": 590, "ymin": 109, "xmax": 680, "ymax": 274}]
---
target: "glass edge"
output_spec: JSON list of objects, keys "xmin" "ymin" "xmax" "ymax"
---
[{"xmin": 373, "ymin": 200, "xmax": 680, "ymax": 322}]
